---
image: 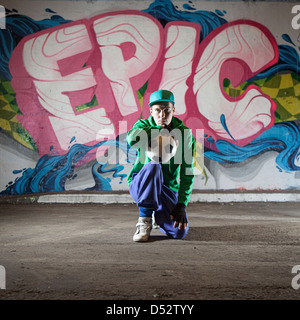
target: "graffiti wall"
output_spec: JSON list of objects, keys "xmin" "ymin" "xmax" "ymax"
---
[{"xmin": 0, "ymin": 0, "xmax": 300, "ymax": 196}]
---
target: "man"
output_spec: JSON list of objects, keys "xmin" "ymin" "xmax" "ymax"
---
[{"xmin": 127, "ymin": 89, "xmax": 195, "ymax": 242}]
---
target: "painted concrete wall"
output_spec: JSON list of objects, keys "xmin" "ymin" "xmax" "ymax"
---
[{"xmin": 0, "ymin": 0, "xmax": 300, "ymax": 196}]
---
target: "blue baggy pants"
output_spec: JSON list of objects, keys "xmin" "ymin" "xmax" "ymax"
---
[{"xmin": 129, "ymin": 161, "xmax": 188, "ymax": 239}]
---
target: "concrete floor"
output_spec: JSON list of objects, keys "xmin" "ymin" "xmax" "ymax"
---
[{"xmin": 0, "ymin": 201, "xmax": 300, "ymax": 300}]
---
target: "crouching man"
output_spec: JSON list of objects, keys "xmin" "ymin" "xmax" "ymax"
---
[{"xmin": 127, "ymin": 90, "xmax": 195, "ymax": 242}]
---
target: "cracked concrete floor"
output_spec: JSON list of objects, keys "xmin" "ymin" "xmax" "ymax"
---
[{"xmin": 0, "ymin": 202, "xmax": 300, "ymax": 300}]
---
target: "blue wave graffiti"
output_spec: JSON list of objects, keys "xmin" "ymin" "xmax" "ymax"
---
[
  {"xmin": 1, "ymin": 136, "xmax": 136, "ymax": 195},
  {"xmin": 85, "ymin": 162, "xmax": 128, "ymax": 191},
  {"xmin": 205, "ymin": 122, "xmax": 300, "ymax": 172},
  {"xmin": 143, "ymin": 0, "xmax": 227, "ymax": 40}
]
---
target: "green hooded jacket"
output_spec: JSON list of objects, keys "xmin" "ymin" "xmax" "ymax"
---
[{"xmin": 127, "ymin": 115, "xmax": 195, "ymax": 206}]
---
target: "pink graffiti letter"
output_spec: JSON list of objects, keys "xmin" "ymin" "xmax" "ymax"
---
[
  {"xmin": 193, "ymin": 21, "xmax": 279, "ymax": 146},
  {"xmin": 92, "ymin": 11, "xmax": 162, "ymax": 117},
  {"xmin": 144, "ymin": 21, "xmax": 200, "ymax": 119},
  {"xmin": 10, "ymin": 21, "xmax": 115, "ymax": 154}
]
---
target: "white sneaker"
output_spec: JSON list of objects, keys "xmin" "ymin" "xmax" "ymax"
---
[{"xmin": 133, "ymin": 217, "xmax": 152, "ymax": 242}]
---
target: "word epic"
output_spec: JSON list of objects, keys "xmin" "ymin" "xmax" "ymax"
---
[{"xmin": 10, "ymin": 11, "xmax": 278, "ymax": 157}]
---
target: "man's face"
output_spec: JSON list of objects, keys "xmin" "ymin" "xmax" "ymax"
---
[{"xmin": 150, "ymin": 102, "xmax": 175, "ymax": 127}]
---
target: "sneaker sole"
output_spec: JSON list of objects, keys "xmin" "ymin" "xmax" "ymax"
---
[{"xmin": 133, "ymin": 237, "xmax": 149, "ymax": 242}]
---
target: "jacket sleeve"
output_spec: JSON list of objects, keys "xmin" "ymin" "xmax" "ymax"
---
[{"xmin": 177, "ymin": 129, "xmax": 195, "ymax": 206}]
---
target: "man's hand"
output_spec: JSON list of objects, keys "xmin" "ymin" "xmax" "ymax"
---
[{"xmin": 170, "ymin": 203, "xmax": 187, "ymax": 230}]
